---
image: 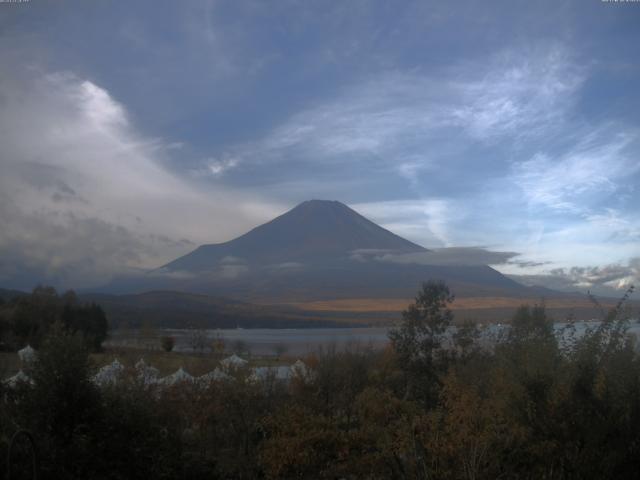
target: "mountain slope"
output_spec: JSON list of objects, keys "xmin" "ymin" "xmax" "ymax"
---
[
  {"xmin": 163, "ymin": 200, "xmax": 426, "ymax": 271},
  {"xmin": 80, "ymin": 290, "xmax": 352, "ymax": 329},
  {"xmin": 99, "ymin": 199, "xmax": 544, "ymax": 303}
]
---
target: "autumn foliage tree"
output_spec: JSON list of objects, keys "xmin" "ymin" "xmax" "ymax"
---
[{"xmin": 388, "ymin": 280, "xmax": 454, "ymax": 405}]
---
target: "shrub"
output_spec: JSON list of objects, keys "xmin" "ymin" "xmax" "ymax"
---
[{"xmin": 160, "ymin": 335, "xmax": 175, "ymax": 352}]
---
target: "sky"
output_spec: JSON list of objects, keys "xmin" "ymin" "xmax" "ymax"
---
[{"xmin": 0, "ymin": 0, "xmax": 639, "ymax": 296}]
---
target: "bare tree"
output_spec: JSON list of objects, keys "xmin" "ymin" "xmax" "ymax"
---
[
  {"xmin": 272, "ymin": 342, "xmax": 288, "ymax": 359},
  {"xmin": 212, "ymin": 332, "xmax": 226, "ymax": 357},
  {"xmin": 189, "ymin": 328, "xmax": 209, "ymax": 355}
]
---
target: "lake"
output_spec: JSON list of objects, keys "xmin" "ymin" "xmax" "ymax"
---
[
  {"xmin": 105, "ymin": 319, "xmax": 640, "ymax": 356},
  {"xmin": 106, "ymin": 327, "xmax": 391, "ymax": 355}
]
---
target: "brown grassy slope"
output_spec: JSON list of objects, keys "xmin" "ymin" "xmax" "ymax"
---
[
  {"xmin": 280, "ymin": 296, "xmax": 617, "ymax": 312},
  {"xmin": 271, "ymin": 296, "xmax": 639, "ymax": 324}
]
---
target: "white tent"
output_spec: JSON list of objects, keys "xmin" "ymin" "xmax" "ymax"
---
[
  {"xmin": 93, "ymin": 359, "xmax": 125, "ymax": 387},
  {"xmin": 290, "ymin": 359, "xmax": 313, "ymax": 380},
  {"xmin": 197, "ymin": 368, "xmax": 229, "ymax": 386},
  {"xmin": 17, "ymin": 345, "xmax": 36, "ymax": 364},
  {"xmin": 160, "ymin": 367, "xmax": 194, "ymax": 386},
  {"xmin": 220, "ymin": 354, "xmax": 248, "ymax": 369},
  {"xmin": 135, "ymin": 358, "xmax": 147, "ymax": 370},
  {"xmin": 135, "ymin": 358, "xmax": 159, "ymax": 385},
  {"xmin": 250, "ymin": 366, "xmax": 291, "ymax": 383},
  {"xmin": 3, "ymin": 370, "xmax": 33, "ymax": 388}
]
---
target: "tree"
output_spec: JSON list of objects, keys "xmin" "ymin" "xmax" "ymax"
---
[
  {"xmin": 2, "ymin": 287, "xmax": 108, "ymax": 351},
  {"xmin": 260, "ymin": 405, "xmax": 345, "ymax": 479},
  {"xmin": 273, "ymin": 342, "xmax": 288, "ymax": 359},
  {"xmin": 507, "ymin": 303, "xmax": 554, "ymax": 345},
  {"xmin": 160, "ymin": 336, "xmax": 175, "ymax": 352},
  {"xmin": 12, "ymin": 331, "xmax": 102, "ymax": 477},
  {"xmin": 453, "ymin": 319, "xmax": 481, "ymax": 361},
  {"xmin": 188, "ymin": 328, "xmax": 208, "ymax": 355},
  {"xmin": 212, "ymin": 332, "xmax": 226, "ymax": 357},
  {"xmin": 388, "ymin": 281, "xmax": 454, "ymax": 404},
  {"xmin": 421, "ymin": 370, "xmax": 505, "ymax": 480},
  {"xmin": 233, "ymin": 339, "xmax": 248, "ymax": 356},
  {"xmin": 61, "ymin": 302, "xmax": 109, "ymax": 352}
]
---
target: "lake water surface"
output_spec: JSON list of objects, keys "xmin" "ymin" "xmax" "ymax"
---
[{"xmin": 106, "ymin": 319, "xmax": 640, "ymax": 356}]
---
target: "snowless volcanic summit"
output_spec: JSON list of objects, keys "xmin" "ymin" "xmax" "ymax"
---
[
  {"xmin": 163, "ymin": 200, "xmax": 426, "ymax": 271},
  {"xmin": 135, "ymin": 200, "xmax": 529, "ymax": 302}
]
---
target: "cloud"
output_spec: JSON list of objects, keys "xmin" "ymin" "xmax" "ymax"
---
[
  {"xmin": 151, "ymin": 256, "xmax": 250, "ymax": 281},
  {"xmin": 268, "ymin": 262, "xmax": 305, "ymax": 270},
  {"xmin": 219, "ymin": 264, "xmax": 250, "ymax": 279},
  {"xmin": 352, "ymin": 199, "xmax": 459, "ymax": 247},
  {"xmin": 510, "ymin": 257, "xmax": 640, "ymax": 296},
  {"xmin": 219, "ymin": 256, "xmax": 247, "ymax": 265},
  {"xmin": 509, "ymin": 260, "xmax": 551, "ymax": 268},
  {"xmin": 189, "ymin": 156, "xmax": 240, "ymax": 177},
  {"xmin": 512, "ymin": 129, "xmax": 639, "ymax": 214},
  {"xmin": 585, "ymin": 209, "xmax": 640, "ymax": 242},
  {"xmin": 449, "ymin": 46, "xmax": 584, "ymax": 142},
  {"xmin": 207, "ymin": 157, "xmax": 239, "ymax": 176},
  {"xmin": 0, "ymin": 201, "xmax": 146, "ymax": 290},
  {"xmin": 353, "ymin": 247, "xmax": 520, "ymax": 266},
  {"xmin": 214, "ymin": 44, "xmax": 584, "ymax": 180},
  {"xmin": 0, "ymin": 62, "xmax": 283, "ymax": 289}
]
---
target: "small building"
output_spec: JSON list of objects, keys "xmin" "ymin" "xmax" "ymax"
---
[
  {"xmin": 93, "ymin": 359, "xmax": 125, "ymax": 387},
  {"xmin": 135, "ymin": 358, "xmax": 159, "ymax": 385},
  {"xmin": 197, "ymin": 368, "xmax": 229, "ymax": 386},
  {"xmin": 290, "ymin": 359, "xmax": 310, "ymax": 378},
  {"xmin": 4, "ymin": 370, "xmax": 33, "ymax": 388},
  {"xmin": 160, "ymin": 367, "xmax": 194, "ymax": 386},
  {"xmin": 250, "ymin": 366, "xmax": 291, "ymax": 383},
  {"xmin": 17, "ymin": 345, "xmax": 37, "ymax": 364},
  {"xmin": 220, "ymin": 354, "xmax": 248, "ymax": 369}
]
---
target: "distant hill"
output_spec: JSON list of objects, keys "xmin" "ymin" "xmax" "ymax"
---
[
  {"xmin": 79, "ymin": 290, "xmax": 358, "ymax": 329},
  {"xmin": 102, "ymin": 200, "xmax": 532, "ymax": 302},
  {"xmin": 0, "ymin": 287, "xmax": 363, "ymax": 328},
  {"xmin": 0, "ymin": 288, "xmax": 27, "ymax": 302},
  {"xmin": 3, "ymin": 286, "xmax": 635, "ymax": 328}
]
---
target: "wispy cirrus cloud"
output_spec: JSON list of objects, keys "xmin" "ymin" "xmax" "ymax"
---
[
  {"xmin": 213, "ymin": 45, "xmax": 584, "ymax": 178},
  {"xmin": 449, "ymin": 46, "xmax": 585, "ymax": 142},
  {"xmin": 351, "ymin": 199, "xmax": 460, "ymax": 247},
  {"xmin": 512, "ymin": 129, "xmax": 639, "ymax": 214},
  {"xmin": 585, "ymin": 209, "xmax": 640, "ymax": 242}
]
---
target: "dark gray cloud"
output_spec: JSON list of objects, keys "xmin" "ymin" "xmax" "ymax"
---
[
  {"xmin": 353, "ymin": 247, "xmax": 520, "ymax": 266},
  {"xmin": 0, "ymin": 197, "xmax": 144, "ymax": 289},
  {"xmin": 509, "ymin": 260, "xmax": 552, "ymax": 268}
]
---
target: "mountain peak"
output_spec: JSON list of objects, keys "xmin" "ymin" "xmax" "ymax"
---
[
  {"xmin": 297, "ymin": 199, "xmax": 342, "ymax": 206},
  {"xmin": 162, "ymin": 200, "xmax": 426, "ymax": 271},
  {"xmin": 291, "ymin": 199, "xmax": 351, "ymax": 214},
  {"xmin": 295, "ymin": 199, "xmax": 345, "ymax": 207}
]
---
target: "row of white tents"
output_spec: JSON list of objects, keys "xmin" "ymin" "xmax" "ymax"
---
[
  {"xmin": 4, "ymin": 346, "xmax": 311, "ymax": 389},
  {"xmin": 91, "ymin": 355, "xmax": 311, "ymax": 388}
]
